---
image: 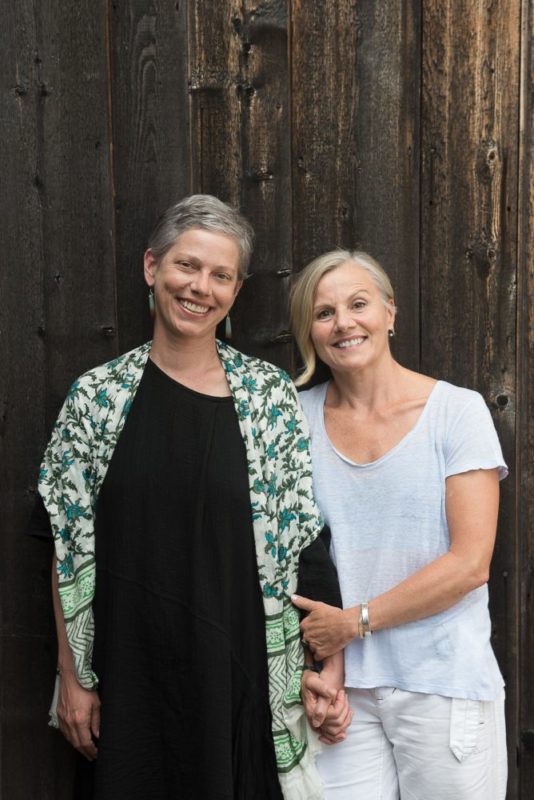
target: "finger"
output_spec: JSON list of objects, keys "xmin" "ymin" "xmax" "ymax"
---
[
  {"xmin": 306, "ymin": 674, "xmax": 337, "ymax": 702},
  {"xmin": 291, "ymin": 594, "xmax": 318, "ymax": 613},
  {"xmin": 91, "ymin": 702, "xmax": 101, "ymax": 740},
  {"xmin": 322, "ymin": 691, "xmax": 352, "ymax": 731},
  {"xmin": 77, "ymin": 723, "xmax": 98, "ymax": 761},
  {"xmin": 311, "ymin": 693, "xmax": 332, "ymax": 728},
  {"xmin": 319, "ymin": 732, "xmax": 346, "ymax": 745},
  {"xmin": 60, "ymin": 714, "xmax": 82, "ymax": 750},
  {"xmin": 327, "ymin": 689, "xmax": 351, "ymax": 720},
  {"xmin": 79, "ymin": 741, "xmax": 98, "ymax": 760},
  {"xmin": 313, "ymin": 644, "xmax": 339, "ymax": 661}
]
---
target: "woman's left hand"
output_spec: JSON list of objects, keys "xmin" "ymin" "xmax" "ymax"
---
[
  {"xmin": 300, "ymin": 670, "xmax": 352, "ymax": 744},
  {"xmin": 292, "ymin": 595, "xmax": 357, "ymax": 660}
]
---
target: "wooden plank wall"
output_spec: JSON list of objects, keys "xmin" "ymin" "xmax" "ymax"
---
[
  {"xmin": 1, "ymin": 1, "xmax": 532, "ymax": 797},
  {"xmin": 421, "ymin": 2, "xmax": 522, "ymax": 795}
]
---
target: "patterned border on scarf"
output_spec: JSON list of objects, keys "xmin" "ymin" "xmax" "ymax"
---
[{"xmin": 39, "ymin": 342, "xmax": 325, "ymax": 799}]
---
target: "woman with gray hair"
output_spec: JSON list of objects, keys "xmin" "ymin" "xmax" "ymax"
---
[
  {"xmin": 290, "ymin": 249, "xmax": 508, "ymax": 800},
  {"xmin": 34, "ymin": 196, "xmax": 349, "ymax": 800}
]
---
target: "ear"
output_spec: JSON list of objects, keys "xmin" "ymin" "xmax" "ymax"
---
[
  {"xmin": 144, "ymin": 249, "xmax": 158, "ymax": 286},
  {"xmin": 233, "ymin": 279, "xmax": 243, "ymax": 297},
  {"xmin": 386, "ymin": 298, "xmax": 396, "ymax": 329}
]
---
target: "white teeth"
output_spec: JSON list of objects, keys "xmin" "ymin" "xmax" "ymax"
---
[
  {"xmin": 179, "ymin": 299, "xmax": 209, "ymax": 314},
  {"xmin": 335, "ymin": 337, "xmax": 365, "ymax": 348}
]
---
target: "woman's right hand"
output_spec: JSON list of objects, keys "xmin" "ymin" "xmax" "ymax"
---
[
  {"xmin": 56, "ymin": 670, "xmax": 100, "ymax": 760},
  {"xmin": 301, "ymin": 667, "xmax": 352, "ymax": 744}
]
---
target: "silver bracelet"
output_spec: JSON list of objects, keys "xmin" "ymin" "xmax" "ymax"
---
[{"xmin": 358, "ymin": 602, "xmax": 372, "ymax": 639}]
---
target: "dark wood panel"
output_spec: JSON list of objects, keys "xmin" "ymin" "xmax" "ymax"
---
[
  {"xmin": 189, "ymin": 0, "xmax": 242, "ymax": 203},
  {"xmin": 0, "ymin": 1, "xmax": 115, "ymax": 797},
  {"xmin": 1, "ymin": 1, "xmax": 533, "ymax": 796},
  {"xmin": 420, "ymin": 3, "xmax": 521, "ymax": 795},
  {"xmin": 0, "ymin": 2, "xmax": 57, "ymax": 796},
  {"xmin": 291, "ymin": 0, "xmax": 421, "ymax": 371},
  {"xmin": 110, "ymin": 0, "xmax": 192, "ymax": 354},
  {"xmin": 518, "ymin": 0, "xmax": 534, "ymax": 792},
  {"xmin": 231, "ymin": 0, "xmax": 294, "ymax": 368},
  {"xmin": 1, "ymin": 633, "xmax": 76, "ymax": 800},
  {"xmin": 36, "ymin": 0, "xmax": 118, "ymax": 416}
]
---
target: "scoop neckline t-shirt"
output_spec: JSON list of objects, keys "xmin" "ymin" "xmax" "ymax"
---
[
  {"xmin": 299, "ymin": 379, "xmax": 507, "ymax": 701},
  {"xmin": 318, "ymin": 379, "xmax": 441, "ymax": 468}
]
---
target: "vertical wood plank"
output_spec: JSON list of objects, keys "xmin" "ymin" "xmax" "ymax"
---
[
  {"xmin": 110, "ymin": 0, "xmax": 192, "ymax": 353},
  {"xmin": 0, "ymin": 2, "xmax": 57, "ymax": 797},
  {"xmin": 291, "ymin": 0, "xmax": 421, "ymax": 371},
  {"xmin": 37, "ymin": 0, "xmax": 118, "ymax": 416},
  {"xmin": 233, "ymin": 1, "xmax": 293, "ymax": 368},
  {"xmin": 421, "ymin": 3, "xmax": 521, "ymax": 794},
  {"xmin": 518, "ymin": 0, "xmax": 534, "ymax": 793},
  {"xmin": 189, "ymin": 0, "xmax": 242, "ymax": 204},
  {"xmin": 0, "ymin": 0, "xmax": 115, "ymax": 797},
  {"xmin": 190, "ymin": 0, "xmax": 294, "ymax": 367}
]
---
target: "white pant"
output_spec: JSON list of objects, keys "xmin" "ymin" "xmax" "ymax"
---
[{"xmin": 317, "ymin": 687, "xmax": 507, "ymax": 800}]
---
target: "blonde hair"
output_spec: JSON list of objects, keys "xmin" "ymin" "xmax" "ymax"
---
[{"xmin": 289, "ymin": 250, "xmax": 395, "ymax": 386}]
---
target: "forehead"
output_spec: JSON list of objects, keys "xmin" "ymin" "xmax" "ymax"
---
[
  {"xmin": 169, "ymin": 227, "xmax": 240, "ymax": 265},
  {"xmin": 315, "ymin": 261, "xmax": 376, "ymax": 298}
]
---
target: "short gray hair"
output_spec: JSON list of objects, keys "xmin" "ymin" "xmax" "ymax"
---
[{"xmin": 147, "ymin": 194, "xmax": 254, "ymax": 279}]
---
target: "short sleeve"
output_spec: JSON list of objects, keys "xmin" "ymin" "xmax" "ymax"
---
[{"xmin": 444, "ymin": 392, "xmax": 508, "ymax": 480}]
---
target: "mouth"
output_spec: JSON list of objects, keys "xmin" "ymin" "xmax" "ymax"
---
[
  {"xmin": 177, "ymin": 298, "xmax": 210, "ymax": 315},
  {"xmin": 333, "ymin": 336, "xmax": 366, "ymax": 349}
]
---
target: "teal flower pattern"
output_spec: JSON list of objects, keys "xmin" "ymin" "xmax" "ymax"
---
[{"xmin": 38, "ymin": 339, "xmax": 323, "ymax": 798}]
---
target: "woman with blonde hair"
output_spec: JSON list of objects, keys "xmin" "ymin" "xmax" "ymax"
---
[{"xmin": 290, "ymin": 249, "xmax": 508, "ymax": 800}]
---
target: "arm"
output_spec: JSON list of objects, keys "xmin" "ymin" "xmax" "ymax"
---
[
  {"xmin": 297, "ymin": 530, "xmax": 352, "ymax": 740},
  {"xmin": 294, "ymin": 468, "xmax": 500, "ymax": 660},
  {"xmin": 52, "ymin": 553, "xmax": 100, "ymax": 760}
]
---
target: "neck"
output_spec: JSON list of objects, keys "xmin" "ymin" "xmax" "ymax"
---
[
  {"xmin": 149, "ymin": 326, "xmax": 221, "ymax": 378},
  {"xmin": 329, "ymin": 354, "xmax": 407, "ymax": 411}
]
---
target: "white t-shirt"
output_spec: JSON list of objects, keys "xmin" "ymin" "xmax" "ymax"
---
[{"xmin": 299, "ymin": 380, "xmax": 508, "ymax": 700}]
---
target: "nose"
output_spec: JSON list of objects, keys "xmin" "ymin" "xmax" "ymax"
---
[
  {"xmin": 190, "ymin": 269, "xmax": 211, "ymax": 295},
  {"xmin": 334, "ymin": 307, "xmax": 356, "ymax": 331}
]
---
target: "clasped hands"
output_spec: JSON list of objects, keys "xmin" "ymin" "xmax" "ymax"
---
[
  {"xmin": 301, "ymin": 668, "xmax": 353, "ymax": 744},
  {"xmin": 294, "ymin": 595, "xmax": 357, "ymax": 744}
]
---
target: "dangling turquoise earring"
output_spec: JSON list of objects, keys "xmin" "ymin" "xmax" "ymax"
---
[
  {"xmin": 148, "ymin": 288, "xmax": 155, "ymax": 317},
  {"xmin": 225, "ymin": 314, "xmax": 232, "ymax": 340}
]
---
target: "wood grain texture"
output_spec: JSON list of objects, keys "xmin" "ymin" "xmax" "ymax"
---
[
  {"xmin": 518, "ymin": 0, "xmax": 534, "ymax": 791},
  {"xmin": 232, "ymin": 0, "xmax": 293, "ymax": 368},
  {"xmin": 2, "ymin": 0, "xmax": 533, "ymax": 795},
  {"xmin": 189, "ymin": 0, "xmax": 242, "ymax": 203},
  {"xmin": 291, "ymin": 0, "xmax": 421, "ymax": 371},
  {"xmin": 0, "ymin": 2, "xmax": 59, "ymax": 796},
  {"xmin": 1, "ymin": 2, "xmax": 115, "ymax": 797},
  {"xmin": 421, "ymin": 3, "xmax": 521, "ymax": 795},
  {"xmin": 110, "ymin": 0, "xmax": 192, "ymax": 353},
  {"xmin": 35, "ymin": 0, "xmax": 118, "ymax": 417}
]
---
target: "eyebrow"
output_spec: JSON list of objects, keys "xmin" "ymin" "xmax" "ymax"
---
[
  {"xmin": 174, "ymin": 252, "xmax": 236, "ymax": 271},
  {"xmin": 313, "ymin": 288, "xmax": 371, "ymax": 308}
]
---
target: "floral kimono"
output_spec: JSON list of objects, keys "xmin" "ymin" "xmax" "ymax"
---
[{"xmin": 39, "ymin": 341, "xmax": 325, "ymax": 800}]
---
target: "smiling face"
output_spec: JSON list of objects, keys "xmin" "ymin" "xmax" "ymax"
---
[
  {"xmin": 144, "ymin": 227, "xmax": 242, "ymax": 345},
  {"xmin": 310, "ymin": 260, "xmax": 395, "ymax": 375}
]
